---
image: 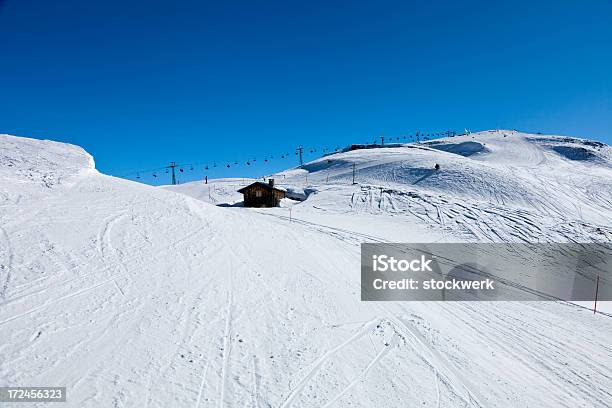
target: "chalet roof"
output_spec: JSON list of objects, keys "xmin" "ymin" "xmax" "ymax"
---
[{"xmin": 237, "ymin": 181, "xmax": 286, "ymax": 194}]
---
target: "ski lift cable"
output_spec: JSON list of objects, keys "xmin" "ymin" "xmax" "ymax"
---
[{"xmin": 121, "ymin": 130, "xmax": 455, "ymax": 180}]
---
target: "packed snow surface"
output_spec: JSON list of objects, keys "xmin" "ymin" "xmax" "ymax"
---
[{"xmin": 1, "ymin": 131, "xmax": 612, "ymax": 407}]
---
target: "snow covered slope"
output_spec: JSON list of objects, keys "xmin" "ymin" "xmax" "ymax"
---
[
  {"xmin": 169, "ymin": 130, "xmax": 612, "ymax": 243},
  {"xmin": 1, "ymin": 132, "xmax": 612, "ymax": 407}
]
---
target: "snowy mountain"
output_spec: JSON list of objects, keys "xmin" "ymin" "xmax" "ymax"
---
[
  {"xmin": 1, "ymin": 131, "xmax": 611, "ymax": 407},
  {"xmin": 168, "ymin": 130, "xmax": 612, "ymax": 243}
]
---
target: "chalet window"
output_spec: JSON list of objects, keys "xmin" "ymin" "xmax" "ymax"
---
[{"xmin": 255, "ymin": 190, "xmax": 262, "ymax": 197}]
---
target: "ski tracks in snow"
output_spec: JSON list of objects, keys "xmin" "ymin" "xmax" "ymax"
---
[
  {"xmin": 280, "ymin": 318, "xmax": 381, "ymax": 408},
  {"xmin": 96, "ymin": 212, "xmax": 130, "ymax": 298},
  {"xmin": 251, "ymin": 211, "xmax": 487, "ymax": 407},
  {"xmin": 218, "ymin": 275, "xmax": 234, "ymax": 408},
  {"xmin": 0, "ymin": 270, "xmax": 131, "ymax": 326},
  {"xmin": 0, "ymin": 225, "xmax": 13, "ymax": 300},
  {"xmin": 321, "ymin": 333, "xmax": 399, "ymax": 408},
  {"xmin": 250, "ymin": 355, "xmax": 261, "ymax": 408},
  {"xmin": 388, "ymin": 313, "xmax": 486, "ymax": 408},
  {"xmin": 97, "ymin": 213, "xmax": 125, "ymax": 257},
  {"xmin": 256, "ymin": 208, "xmax": 486, "ymax": 406}
]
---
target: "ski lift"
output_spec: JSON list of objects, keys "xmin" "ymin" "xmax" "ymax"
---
[
  {"xmin": 205, "ymin": 165, "xmax": 209, "ymax": 170},
  {"xmin": 246, "ymin": 161, "xmax": 251, "ymax": 165},
  {"xmin": 234, "ymin": 161, "xmax": 238, "ymax": 165},
  {"xmin": 179, "ymin": 168, "xmax": 184, "ymax": 172},
  {"xmin": 264, "ymin": 158, "xmax": 268, "ymax": 162},
  {"xmin": 190, "ymin": 165, "xmax": 194, "ymax": 171},
  {"xmin": 213, "ymin": 163, "xmax": 217, "ymax": 168},
  {"xmin": 153, "ymin": 173, "xmax": 158, "ymax": 178},
  {"xmin": 166, "ymin": 169, "xmax": 169, "ymax": 174},
  {"xmin": 226, "ymin": 164, "xmax": 230, "ymax": 168},
  {"xmin": 136, "ymin": 172, "xmax": 141, "ymax": 179},
  {"xmin": 281, "ymin": 155, "xmax": 285, "ymax": 159}
]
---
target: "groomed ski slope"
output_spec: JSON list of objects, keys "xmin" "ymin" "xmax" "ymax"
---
[{"xmin": 1, "ymin": 131, "xmax": 611, "ymax": 407}]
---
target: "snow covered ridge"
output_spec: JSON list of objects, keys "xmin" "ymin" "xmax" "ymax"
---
[{"xmin": 0, "ymin": 134, "xmax": 96, "ymax": 189}]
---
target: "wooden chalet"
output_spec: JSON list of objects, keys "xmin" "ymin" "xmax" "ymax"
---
[{"xmin": 238, "ymin": 179, "xmax": 286, "ymax": 208}]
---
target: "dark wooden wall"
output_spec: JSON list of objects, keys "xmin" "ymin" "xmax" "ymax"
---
[{"xmin": 242, "ymin": 186, "xmax": 285, "ymax": 207}]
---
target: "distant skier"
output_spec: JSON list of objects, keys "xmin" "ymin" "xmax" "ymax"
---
[{"xmin": 434, "ymin": 163, "xmax": 440, "ymax": 171}]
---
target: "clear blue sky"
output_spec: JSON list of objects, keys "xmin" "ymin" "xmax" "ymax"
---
[{"xmin": 1, "ymin": 0, "xmax": 610, "ymax": 184}]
